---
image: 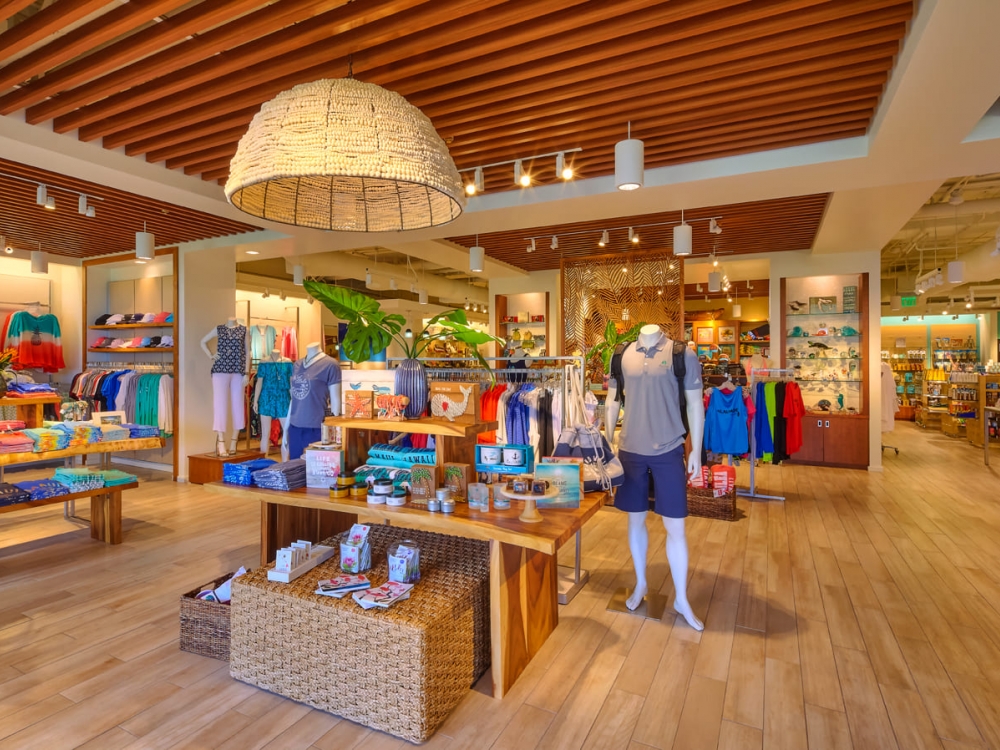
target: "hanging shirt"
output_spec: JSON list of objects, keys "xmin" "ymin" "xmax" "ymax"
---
[
  {"xmin": 764, "ymin": 382, "xmax": 778, "ymax": 462},
  {"xmin": 5, "ymin": 311, "xmax": 65, "ymax": 373},
  {"xmin": 783, "ymin": 382, "xmax": 806, "ymax": 454},
  {"xmin": 705, "ymin": 387, "xmax": 749, "ymax": 455},
  {"xmin": 754, "ymin": 382, "xmax": 774, "ymax": 458},
  {"xmin": 288, "ymin": 355, "xmax": 342, "ymax": 428},
  {"xmin": 250, "ymin": 324, "xmax": 277, "ymax": 361},
  {"xmin": 773, "ymin": 382, "xmax": 789, "ymax": 463},
  {"xmin": 279, "ymin": 326, "xmax": 298, "ymax": 360}
]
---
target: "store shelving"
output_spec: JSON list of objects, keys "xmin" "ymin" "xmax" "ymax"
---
[
  {"xmin": 87, "ymin": 346, "xmax": 176, "ymax": 353},
  {"xmin": 89, "ymin": 323, "xmax": 175, "ymax": 330}
]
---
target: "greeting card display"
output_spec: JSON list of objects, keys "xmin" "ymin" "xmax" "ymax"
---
[{"xmin": 429, "ymin": 382, "xmax": 480, "ymax": 424}]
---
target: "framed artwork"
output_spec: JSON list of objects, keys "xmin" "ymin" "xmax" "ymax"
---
[
  {"xmin": 696, "ymin": 326, "xmax": 715, "ymax": 344},
  {"xmin": 683, "ymin": 323, "xmax": 693, "ymax": 342},
  {"xmin": 91, "ymin": 411, "xmax": 126, "ymax": 427},
  {"xmin": 809, "ymin": 296, "xmax": 838, "ymax": 314},
  {"xmin": 718, "ymin": 326, "xmax": 736, "ymax": 343},
  {"xmin": 697, "ymin": 344, "xmax": 713, "ymax": 358},
  {"xmin": 718, "ymin": 344, "xmax": 736, "ymax": 358}
]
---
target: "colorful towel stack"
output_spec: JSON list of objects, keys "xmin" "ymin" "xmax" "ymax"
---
[
  {"xmin": 0, "ymin": 420, "xmax": 26, "ymax": 432},
  {"xmin": 0, "ymin": 482, "xmax": 31, "ymax": 507},
  {"xmin": 223, "ymin": 458, "xmax": 277, "ymax": 487},
  {"xmin": 354, "ymin": 464, "xmax": 412, "ymax": 490},
  {"xmin": 53, "ymin": 467, "xmax": 105, "ymax": 492},
  {"xmin": 62, "ymin": 421, "xmax": 103, "ymax": 444},
  {"xmin": 23, "ymin": 428, "xmax": 71, "ymax": 453},
  {"xmin": 4, "ymin": 382, "xmax": 58, "ymax": 398},
  {"xmin": 366, "ymin": 443, "xmax": 436, "ymax": 469},
  {"xmin": 88, "ymin": 469, "xmax": 137, "ymax": 487},
  {"xmin": 99, "ymin": 425, "xmax": 129, "ymax": 442},
  {"xmin": 251, "ymin": 459, "xmax": 307, "ymax": 491},
  {"xmin": 122, "ymin": 424, "xmax": 159, "ymax": 439},
  {"xmin": 13, "ymin": 479, "xmax": 68, "ymax": 501},
  {"xmin": 0, "ymin": 432, "xmax": 34, "ymax": 454}
]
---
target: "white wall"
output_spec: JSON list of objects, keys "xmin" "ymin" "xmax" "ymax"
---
[{"xmin": 489, "ymin": 270, "xmax": 562, "ymax": 354}]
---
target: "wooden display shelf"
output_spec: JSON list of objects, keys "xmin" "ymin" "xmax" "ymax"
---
[
  {"xmin": 89, "ymin": 323, "xmax": 174, "ymax": 330},
  {"xmin": 0, "ymin": 481, "xmax": 138, "ymax": 545},
  {"xmin": 324, "ymin": 416, "xmax": 495, "ymax": 439},
  {"xmin": 0, "ymin": 438, "xmax": 165, "ymax": 467},
  {"xmin": 187, "ymin": 450, "xmax": 265, "ymax": 485},
  {"xmin": 0, "ymin": 395, "xmax": 61, "ymax": 429},
  {"xmin": 87, "ymin": 347, "xmax": 175, "ymax": 353}
]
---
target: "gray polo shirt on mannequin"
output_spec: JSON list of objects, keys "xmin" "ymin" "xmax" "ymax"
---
[{"xmin": 617, "ymin": 333, "xmax": 702, "ymax": 456}]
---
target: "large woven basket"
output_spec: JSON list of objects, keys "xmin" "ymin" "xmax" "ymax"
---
[
  {"xmin": 179, "ymin": 572, "xmax": 240, "ymax": 661},
  {"xmin": 687, "ymin": 486, "xmax": 737, "ymax": 521},
  {"xmin": 230, "ymin": 526, "xmax": 490, "ymax": 743}
]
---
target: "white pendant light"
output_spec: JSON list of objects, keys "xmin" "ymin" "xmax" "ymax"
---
[
  {"xmin": 732, "ymin": 303, "xmax": 742, "ymax": 318},
  {"xmin": 389, "ymin": 277, "xmax": 398, "ymax": 290},
  {"xmin": 708, "ymin": 271, "xmax": 721, "ymax": 293},
  {"xmin": 598, "ymin": 229, "xmax": 609, "ymax": 248},
  {"xmin": 550, "ymin": 235, "xmax": 559, "ymax": 250},
  {"xmin": 293, "ymin": 264, "xmax": 304, "ymax": 285},
  {"xmin": 35, "ymin": 184, "xmax": 47, "ymax": 206},
  {"xmin": 418, "ymin": 289, "xmax": 428, "ymax": 305},
  {"xmin": 365, "ymin": 268, "xmax": 373, "ymax": 288},
  {"xmin": 673, "ymin": 211, "xmax": 692, "ymax": 256},
  {"xmin": 614, "ymin": 122, "xmax": 643, "ymax": 191},
  {"xmin": 891, "ymin": 295, "xmax": 902, "ymax": 311},
  {"xmin": 30, "ymin": 249, "xmax": 47, "ymax": 274},
  {"xmin": 78, "ymin": 194, "xmax": 88, "ymax": 214},
  {"xmin": 135, "ymin": 224, "xmax": 154, "ymax": 260},
  {"xmin": 947, "ymin": 261, "xmax": 964, "ymax": 284},
  {"xmin": 469, "ymin": 238, "xmax": 484, "ymax": 273}
]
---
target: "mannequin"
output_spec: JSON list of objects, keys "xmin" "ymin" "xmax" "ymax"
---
[
  {"xmin": 201, "ymin": 317, "xmax": 250, "ymax": 456},
  {"xmin": 606, "ymin": 323, "xmax": 705, "ymax": 631},
  {"xmin": 281, "ymin": 341, "xmax": 342, "ymax": 459},
  {"xmin": 254, "ymin": 348, "xmax": 293, "ymax": 460}
]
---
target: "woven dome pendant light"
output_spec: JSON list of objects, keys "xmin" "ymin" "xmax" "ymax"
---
[{"xmin": 225, "ymin": 78, "xmax": 465, "ymax": 232}]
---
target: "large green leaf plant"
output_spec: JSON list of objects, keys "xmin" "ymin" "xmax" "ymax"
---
[
  {"xmin": 304, "ymin": 281, "xmax": 503, "ymax": 372},
  {"xmin": 589, "ymin": 319, "xmax": 646, "ymax": 374}
]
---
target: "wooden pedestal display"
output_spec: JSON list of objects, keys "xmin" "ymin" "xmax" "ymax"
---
[{"xmin": 188, "ymin": 450, "xmax": 264, "ymax": 485}]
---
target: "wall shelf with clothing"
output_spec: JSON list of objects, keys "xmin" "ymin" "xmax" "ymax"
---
[{"xmin": 81, "ymin": 249, "xmax": 178, "ymax": 479}]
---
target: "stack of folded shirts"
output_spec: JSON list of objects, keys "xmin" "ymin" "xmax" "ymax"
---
[
  {"xmin": 354, "ymin": 464, "xmax": 411, "ymax": 490},
  {"xmin": 0, "ymin": 420, "xmax": 26, "ymax": 432},
  {"xmin": 223, "ymin": 458, "xmax": 277, "ymax": 486},
  {"xmin": 122, "ymin": 424, "xmax": 159, "ymax": 439},
  {"xmin": 53, "ymin": 467, "xmax": 105, "ymax": 492},
  {"xmin": 13, "ymin": 479, "xmax": 68, "ymax": 501},
  {"xmin": 99, "ymin": 425, "xmax": 129, "ymax": 442},
  {"xmin": 0, "ymin": 431, "xmax": 34, "ymax": 454},
  {"xmin": 366, "ymin": 443, "xmax": 436, "ymax": 468},
  {"xmin": 88, "ymin": 469, "xmax": 137, "ymax": 487},
  {"xmin": 23, "ymin": 427, "xmax": 71, "ymax": 452},
  {"xmin": 5, "ymin": 382, "xmax": 58, "ymax": 398},
  {"xmin": 48, "ymin": 422, "xmax": 102, "ymax": 447},
  {"xmin": 0, "ymin": 482, "xmax": 31, "ymax": 508},
  {"xmin": 252, "ymin": 459, "xmax": 307, "ymax": 491}
]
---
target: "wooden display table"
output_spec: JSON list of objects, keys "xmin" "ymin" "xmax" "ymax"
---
[
  {"xmin": 209, "ymin": 481, "xmax": 604, "ymax": 698},
  {"xmin": 0, "ymin": 437, "xmax": 165, "ymax": 477},
  {"xmin": 187, "ymin": 449, "xmax": 265, "ymax": 485},
  {"xmin": 0, "ymin": 395, "xmax": 61, "ymax": 428},
  {"xmin": 0, "ymin": 482, "xmax": 138, "ymax": 544}
]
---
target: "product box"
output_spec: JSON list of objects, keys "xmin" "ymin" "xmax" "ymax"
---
[
  {"xmin": 343, "ymin": 390, "xmax": 373, "ymax": 419},
  {"xmin": 710, "ymin": 464, "xmax": 736, "ymax": 497},
  {"xmin": 429, "ymin": 381, "xmax": 480, "ymax": 424},
  {"xmin": 443, "ymin": 463, "xmax": 470, "ymax": 500},
  {"xmin": 305, "ymin": 448, "xmax": 344, "ymax": 489},
  {"xmin": 408, "ymin": 464, "xmax": 439, "ymax": 501},
  {"xmin": 534, "ymin": 461, "xmax": 582, "ymax": 509}
]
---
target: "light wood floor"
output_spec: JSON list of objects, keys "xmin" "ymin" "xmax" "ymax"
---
[{"xmin": 1, "ymin": 423, "xmax": 999, "ymax": 749}]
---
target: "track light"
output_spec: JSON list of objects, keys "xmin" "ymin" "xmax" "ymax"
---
[
  {"xmin": 44, "ymin": 196, "xmax": 55, "ymax": 210},
  {"xmin": 556, "ymin": 152, "xmax": 573, "ymax": 180},
  {"xmin": 526, "ymin": 238, "xmax": 536, "ymax": 254},
  {"xmin": 466, "ymin": 165, "xmax": 485, "ymax": 196},
  {"xmin": 550, "ymin": 235, "xmax": 559, "ymax": 250},
  {"xmin": 903, "ymin": 316, "xmax": 909, "ymax": 322},
  {"xmin": 472, "ymin": 303, "xmax": 479, "ymax": 312},
  {"xmin": 710, "ymin": 251, "xmax": 718, "ymax": 267},
  {"xmin": 615, "ymin": 122, "xmax": 643, "ymax": 190},
  {"xmin": 405, "ymin": 328, "xmax": 413, "ymax": 338},
  {"xmin": 293, "ymin": 264, "xmax": 304, "ymax": 286},
  {"xmin": 966, "ymin": 300, "xmax": 973, "ymax": 309},
  {"xmin": 696, "ymin": 283, "xmax": 703, "ymax": 292},
  {"xmin": 709, "ymin": 218, "xmax": 722, "ymax": 234},
  {"xmin": 30, "ymin": 249, "xmax": 47, "ymax": 274},
  {"xmin": 365, "ymin": 268, "xmax": 372, "ymax": 288},
  {"xmin": 36, "ymin": 184, "xmax": 46, "ymax": 206},
  {"xmin": 465, "ymin": 298, "xmax": 470, "ymax": 311},
  {"xmin": 628, "ymin": 227, "xmax": 638, "ymax": 244},
  {"xmin": 936, "ymin": 271, "xmax": 943, "ymax": 285},
  {"xmin": 673, "ymin": 212, "xmax": 692, "ymax": 256},
  {"xmin": 598, "ymin": 229, "xmax": 609, "ymax": 247},
  {"xmin": 514, "ymin": 160, "xmax": 530, "ymax": 187},
  {"xmin": 262, "ymin": 288, "xmax": 270, "ymax": 299},
  {"xmin": 3, "ymin": 245, "xmax": 11, "ymax": 255},
  {"xmin": 418, "ymin": 289, "xmax": 428, "ymax": 305},
  {"xmin": 78, "ymin": 195, "xmax": 88, "ymax": 214},
  {"xmin": 86, "ymin": 205, "xmax": 95, "ymax": 217},
  {"xmin": 949, "ymin": 188, "xmax": 964, "ymax": 206}
]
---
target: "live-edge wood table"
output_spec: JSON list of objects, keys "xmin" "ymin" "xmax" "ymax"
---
[
  {"xmin": 0, "ymin": 395, "xmax": 62, "ymax": 428},
  {"xmin": 209, "ymin": 480, "xmax": 604, "ymax": 698}
]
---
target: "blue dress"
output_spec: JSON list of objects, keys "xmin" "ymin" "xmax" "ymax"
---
[{"xmin": 257, "ymin": 361, "xmax": 293, "ymax": 418}]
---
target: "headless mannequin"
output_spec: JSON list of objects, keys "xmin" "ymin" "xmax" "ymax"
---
[
  {"xmin": 200, "ymin": 317, "xmax": 250, "ymax": 456},
  {"xmin": 281, "ymin": 342, "xmax": 342, "ymax": 454},
  {"xmin": 254, "ymin": 348, "xmax": 291, "ymax": 461},
  {"xmin": 606, "ymin": 324, "xmax": 705, "ymax": 631}
]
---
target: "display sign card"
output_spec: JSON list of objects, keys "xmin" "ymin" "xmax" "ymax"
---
[{"xmin": 535, "ymin": 460, "xmax": 583, "ymax": 509}]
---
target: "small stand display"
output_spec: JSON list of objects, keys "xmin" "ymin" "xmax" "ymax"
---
[{"xmin": 498, "ymin": 485, "xmax": 558, "ymax": 524}]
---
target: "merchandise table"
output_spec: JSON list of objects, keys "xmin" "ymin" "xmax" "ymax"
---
[
  {"xmin": 0, "ymin": 482, "xmax": 138, "ymax": 544},
  {"xmin": 209, "ymin": 480, "xmax": 604, "ymax": 698},
  {"xmin": 0, "ymin": 395, "xmax": 62, "ymax": 428}
]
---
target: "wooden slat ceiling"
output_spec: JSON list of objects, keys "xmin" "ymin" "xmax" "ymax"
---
[
  {"xmin": 447, "ymin": 194, "xmax": 830, "ymax": 272},
  {"xmin": 0, "ymin": 158, "xmax": 260, "ymax": 257},
  {"xmin": 0, "ymin": 0, "xmax": 913, "ymax": 187}
]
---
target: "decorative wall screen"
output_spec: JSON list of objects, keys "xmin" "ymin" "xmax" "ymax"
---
[{"xmin": 562, "ymin": 252, "xmax": 683, "ymax": 370}]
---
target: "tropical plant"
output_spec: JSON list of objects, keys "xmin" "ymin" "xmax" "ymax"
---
[
  {"xmin": 589, "ymin": 320, "xmax": 646, "ymax": 374},
  {"xmin": 410, "ymin": 466, "xmax": 432, "ymax": 484},
  {"xmin": 444, "ymin": 466, "xmax": 463, "ymax": 481},
  {"xmin": 304, "ymin": 281, "xmax": 502, "ymax": 372},
  {"xmin": 0, "ymin": 348, "xmax": 17, "ymax": 371}
]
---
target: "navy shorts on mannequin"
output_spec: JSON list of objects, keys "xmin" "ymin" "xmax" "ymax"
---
[
  {"xmin": 614, "ymin": 445, "xmax": 687, "ymax": 518},
  {"xmin": 287, "ymin": 425, "xmax": 321, "ymax": 460}
]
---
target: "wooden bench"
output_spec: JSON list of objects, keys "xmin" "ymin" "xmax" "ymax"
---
[{"xmin": 0, "ymin": 482, "xmax": 138, "ymax": 544}]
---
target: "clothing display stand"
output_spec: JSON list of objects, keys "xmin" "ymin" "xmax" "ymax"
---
[{"xmin": 740, "ymin": 368, "xmax": 796, "ymax": 502}]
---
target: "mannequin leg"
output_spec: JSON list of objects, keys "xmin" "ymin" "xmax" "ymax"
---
[
  {"xmin": 211, "ymin": 374, "xmax": 229, "ymax": 456},
  {"xmin": 260, "ymin": 415, "xmax": 272, "ymax": 455},
  {"xmin": 229, "ymin": 373, "xmax": 245, "ymax": 454},
  {"xmin": 663, "ymin": 516, "xmax": 704, "ymax": 631},
  {"xmin": 278, "ymin": 417, "xmax": 289, "ymax": 462},
  {"xmin": 626, "ymin": 511, "xmax": 650, "ymax": 610},
  {"xmin": 215, "ymin": 430, "xmax": 228, "ymax": 456}
]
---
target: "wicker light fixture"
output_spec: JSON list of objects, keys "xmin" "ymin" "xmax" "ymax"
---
[{"xmin": 225, "ymin": 78, "xmax": 465, "ymax": 232}]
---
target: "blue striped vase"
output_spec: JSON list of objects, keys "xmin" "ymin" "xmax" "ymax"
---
[{"xmin": 394, "ymin": 359, "xmax": 428, "ymax": 419}]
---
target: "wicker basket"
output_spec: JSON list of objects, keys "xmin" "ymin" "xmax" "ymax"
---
[
  {"xmin": 230, "ymin": 526, "xmax": 490, "ymax": 744},
  {"xmin": 179, "ymin": 572, "xmax": 239, "ymax": 661},
  {"xmin": 687, "ymin": 486, "xmax": 737, "ymax": 521}
]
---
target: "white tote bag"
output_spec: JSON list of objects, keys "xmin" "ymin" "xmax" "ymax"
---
[{"xmin": 552, "ymin": 374, "xmax": 624, "ymax": 492}]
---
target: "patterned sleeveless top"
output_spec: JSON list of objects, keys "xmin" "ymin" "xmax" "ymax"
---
[{"xmin": 211, "ymin": 324, "xmax": 246, "ymax": 374}]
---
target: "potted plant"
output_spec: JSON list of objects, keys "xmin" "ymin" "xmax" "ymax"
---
[
  {"xmin": 304, "ymin": 282, "xmax": 502, "ymax": 419},
  {"xmin": 0, "ymin": 348, "xmax": 17, "ymax": 397},
  {"xmin": 588, "ymin": 320, "xmax": 646, "ymax": 378}
]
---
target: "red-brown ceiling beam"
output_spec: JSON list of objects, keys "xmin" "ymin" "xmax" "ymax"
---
[
  {"xmin": 146, "ymin": 126, "xmax": 249, "ymax": 163},
  {"xmin": 182, "ymin": 155, "xmax": 234, "ymax": 176},
  {"xmin": 204, "ymin": 168, "xmax": 231, "ymax": 182},
  {"xmin": 0, "ymin": 0, "xmax": 282, "ymax": 116},
  {"xmin": 54, "ymin": 0, "xmax": 566, "ymax": 133},
  {"xmin": 165, "ymin": 142, "xmax": 237, "ymax": 170},
  {"xmin": 127, "ymin": 107, "xmax": 259, "ymax": 156},
  {"xmin": 0, "ymin": 0, "xmax": 116, "ymax": 62},
  {"xmin": 0, "ymin": 0, "xmax": 37, "ymax": 22},
  {"xmin": 0, "ymin": 0, "xmax": 191, "ymax": 91}
]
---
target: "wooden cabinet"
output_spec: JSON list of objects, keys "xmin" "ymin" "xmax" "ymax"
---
[{"xmin": 789, "ymin": 415, "xmax": 869, "ymax": 468}]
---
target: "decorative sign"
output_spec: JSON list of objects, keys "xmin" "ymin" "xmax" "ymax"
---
[{"xmin": 842, "ymin": 285, "xmax": 858, "ymax": 313}]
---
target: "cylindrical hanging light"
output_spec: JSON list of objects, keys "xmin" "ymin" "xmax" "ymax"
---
[
  {"xmin": 469, "ymin": 245, "xmax": 485, "ymax": 273},
  {"xmin": 135, "ymin": 230, "xmax": 155, "ymax": 260},
  {"xmin": 615, "ymin": 132, "xmax": 644, "ymax": 191},
  {"xmin": 293, "ymin": 264, "xmax": 304, "ymax": 285},
  {"xmin": 418, "ymin": 289, "xmax": 428, "ymax": 305},
  {"xmin": 673, "ymin": 221, "xmax": 692, "ymax": 256},
  {"xmin": 708, "ymin": 271, "xmax": 722, "ymax": 293},
  {"xmin": 30, "ymin": 250, "xmax": 47, "ymax": 274},
  {"xmin": 732, "ymin": 303, "xmax": 742, "ymax": 318},
  {"xmin": 891, "ymin": 295, "xmax": 902, "ymax": 311},
  {"xmin": 947, "ymin": 261, "xmax": 965, "ymax": 284},
  {"xmin": 225, "ymin": 78, "xmax": 465, "ymax": 231}
]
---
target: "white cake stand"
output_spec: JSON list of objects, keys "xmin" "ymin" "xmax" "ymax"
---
[{"xmin": 498, "ymin": 486, "xmax": 559, "ymax": 523}]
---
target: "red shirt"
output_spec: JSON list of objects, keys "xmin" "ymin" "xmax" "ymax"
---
[{"xmin": 783, "ymin": 382, "xmax": 806, "ymax": 454}]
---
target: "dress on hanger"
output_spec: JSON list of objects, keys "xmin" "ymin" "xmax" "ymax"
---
[{"xmin": 250, "ymin": 325, "xmax": 277, "ymax": 361}]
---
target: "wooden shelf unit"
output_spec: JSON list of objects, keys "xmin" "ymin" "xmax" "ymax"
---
[
  {"xmin": 966, "ymin": 374, "xmax": 1000, "ymax": 448},
  {"xmin": 87, "ymin": 347, "xmax": 175, "ymax": 353},
  {"xmin": 89, "ymin": 323, "xmax": 175, "ymax": 330}
]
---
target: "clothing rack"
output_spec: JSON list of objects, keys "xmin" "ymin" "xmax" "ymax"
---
[
  {"xmin": 84, "ymin": 362, "xmax": 174, "ymax": 373},
  {"xmin": 739, "ymin": 368, "xmax": 796, "ymax": 502}
]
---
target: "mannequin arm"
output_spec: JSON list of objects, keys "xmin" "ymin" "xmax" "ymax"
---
[
  {"xmin": 200, "ymin": 329, "xmax": 218, "ymax": 361},
  {"xmin": 329, "ymin": 384, "xmax": 341, "ymax": 417},
  {"xmin": 605, "ymin": 382, "xmax": 621, "ymax": 444},
  {"xmin": 685, "ymin": 386, "xmax": 704, "ymax": 477},
  {"xmin": 242, "ymin": 327, "xmax": 251, "ymax": 386},
  {"xmin": 253, "ymin": 375, "xmax": 263, "ymax": 410},
  {"xmin": 282, "ymin": 402, "xmax": 293, "ymax": 448}
]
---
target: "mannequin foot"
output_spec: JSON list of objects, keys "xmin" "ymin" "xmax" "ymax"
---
[
  {"xmin": 229, "ymin": 437, "xmax": 239, "ymax": 454},
  {"xmin": 626, "ymin": 583, "xmax": 648, "ymax": 611},
  {"xmin": 216, "ymin": 437, "xmax": 228, "ymax": 457},
  {"xmin": 673, "ymin": 598, "xmax": 705, "ymax": 631}
]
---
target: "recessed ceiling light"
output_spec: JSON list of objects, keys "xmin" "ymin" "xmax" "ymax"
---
[{"xmin": 246, "ymin": 250, "xmax": 260, "ymax": 255}]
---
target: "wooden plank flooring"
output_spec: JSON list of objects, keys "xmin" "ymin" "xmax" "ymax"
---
[{"xmin": 1, "ymin": 423, "xmax": 1000, "ymax": 748}]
